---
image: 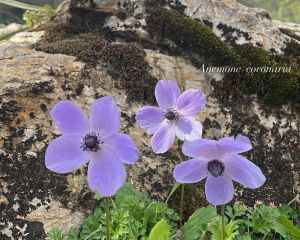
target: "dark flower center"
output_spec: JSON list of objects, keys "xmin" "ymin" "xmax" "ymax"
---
[
  {"xmin": 81, "ymin": 132, "xmax": 103, "ymax": 152},
  {"xmin": 207, "ymin": 160, "xmax": 225, "ymax": 177},
  {"xmin": 164, "ymin": 108, "xmax": 179, "ymax": 121}
]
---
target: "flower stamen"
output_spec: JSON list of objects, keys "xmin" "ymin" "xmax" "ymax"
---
[
  {"xmin": 81, "ymin": 132, "xmax": 103, "ymax": 152},
  {"xmin": 207, "ymin": 160, "xmax": 225, "ymax": 177},
  {"xmin": 164, "ymin": 108, "xmax": 179, "ymax": 122}
]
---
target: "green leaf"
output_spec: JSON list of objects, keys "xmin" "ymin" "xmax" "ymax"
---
[
  {"xmin": 209, "ymin": 218, "xmax": 239, "ymax": 240},
  {"xmin": 148, "ymin": 219, "xmax": 170, "ymax": 240},
  {"xmin": 235, "ymin": 235, "xmax": 252, "ymax": 240},
  {"xmin": 67, "ymin": 227, "xmax": 80, "ymax": 240},
  {"xmin": 183, "ymin": 206, "xmax": 217, "ymax": 240},
  {"xmin": 226, "ymin": 204, "xmax": 247, "ymax": 220},
  {"xmin": 224, "ymin": 221, "xmax": 239, "ymax": 240},
  {"xmin": 23, "ymin": 5, "xmax": 55, "ymax": 29},
  {"xmin": 274, "ymin": 215, "xmax": 300, "ymax": 238},
  {"xmin": 165, "ymin": 182, "xmax": 181, "ymax": 203},
  {"xmin": 46, "ymin": 228, "xmax": 65, "ymax": 240}
]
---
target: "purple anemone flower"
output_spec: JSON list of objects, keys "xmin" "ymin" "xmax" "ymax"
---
[
  {"xmin": 136, "ymin": 80, "xmax": 206, "ymax": 154},
  {"xmin": 173, "ymin": 135, "xmax": 266, "ymax": 206},
  {"xmin": 45, "ymin": 97, "xmax": 140, "ymax": 197}
]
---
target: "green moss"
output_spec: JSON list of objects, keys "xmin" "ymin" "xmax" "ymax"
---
[
  {"xmin": 264, "ymin": 72, "xmax": 298, "ymax": 105},
  {"xmin": 146, "ymin": 6, "xmax": 300, "ymax": 107},
  {"xmin": 34, "ymin": 33, "xmax": 106, "ymax": 62},
  {"xmin": 234, "ymin": 43, "xmax": 272, "ymax": 66},
  {"xmin": 233, "ymin": 43, "xmax": 272, "ymax": 93},
  {"xmin": 102, "ymin": 43, "xmax": 157, "ymax": 102},
  {"xmin": 33, "ymin": 7, "xmax": 157, "ymax": 103},
  {"xmin": 146, "ymin": 7, "xmax": 238, "ymax": 66}
]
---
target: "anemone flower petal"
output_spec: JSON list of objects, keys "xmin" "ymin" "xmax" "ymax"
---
[
  {"xmin": 184, "ymin": 119, "xmax": 203, "ymax": 141},
  {"xmin": 104, "ymin": 133, "xmax": 140, "ymax": 164},
  {"xmin": 175, "ymin": 117, "xmax": 193, "ymax": 140},
  {"xmin": 90, "ymin": 96, "xmax": 120, "ymax": 139},
  {"xmin": 88, "ymin": 148, "xmax": 126, "ymax": 197},
  {"xmin": 50, "ymin": 100, "xmax": 90, "ymax": 135},
  {"xmin": 223, "ymin": 154, "xmax": 266, "ymax": 189},
  {"xmin": 136, "ymin": 106, "xmax": 165, "ymax": 134},
  {"xmin": 155, "ymin": 80, "xmax": 181, "ymax": 111},
  {"xmin": 182, "ymin": 139, "xmax": 219, "ymax": 160},
  {"xmin": 218, "ymin": 135, "xmax": 252, "ymax": 154},
  {"xmin": 176, "ymin": 89, "xmax": 206, "ymax": 116},
  {"xmin": 45, "ymin": 135, "xmax": 89, "ymax": 174},
  {"xmin": 173, "ymin": 158, "xmax": 209, "ymax": 183},
  {"xmin": 151, "ymin": 122, "xmax": 176, "ymax": 154},
  {"xmin": 205, "ymin": 174, "xmax": 234, "ymax": 206}
]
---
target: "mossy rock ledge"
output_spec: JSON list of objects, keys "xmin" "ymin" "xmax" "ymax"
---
[{"xmin": 1, "ymin": 0, "xmax": 300, "ymax": 238}]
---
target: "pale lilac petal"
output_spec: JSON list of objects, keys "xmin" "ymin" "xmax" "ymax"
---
[
  {"xmin": 176, "ymin": 89, "xmax": 206, "ymax": 116},
  {"xmin": 173, "ymin": 159, "xmax": 209, "ymax": 183},
  {"xmin": 89, "ymin": 96, "xmax": 120, "ymax": 139},
  {"xmin": 45, "ymin": 136, "xmax": 89, "ymax": 174},
  {"xmin": 205, "ymin": 174, "xmax": 234, "ymax": 206},
  {"xmin": 218, "ymin": 135, "xmax": 252, "ymax": 154},
  {"xmin": 151, "ymin": 123, "xmax": 176, "ymax": 154},
  {"xmin": 155, "ymin": 80, "xmax": 181, "ymax": 110},
  {"xmin": 175, "ymin": 117, "xmax": 193, "ymax": 140},
  {"xmin": 104, "ymin": 134, "xmax": 140, "ymax": 164},
  {"xmin": 136, "ymin": 106, "xmax": 164, "ymax": 134},
  {"xmin": 184, "ymin": 119, "xmax": 203, "ymax": 141},
  {"xmin": 50, "ymin": 100, "xmax": 90, "ymax": 135},
  {"xmin": 223, "ymin": 154, "xmax": 266, "ymax": 189},
  {"xmin": 182, "ymin": 139, "xmax": 219, "ymax": 160},
  {"xmin": 88, "ymin": 148, "xmax": 126, "ymax": 197}
]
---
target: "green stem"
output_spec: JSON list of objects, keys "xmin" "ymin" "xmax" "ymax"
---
[
  {"xmin": 179, "ymin": 183, "xmax": 184, "ymax": 229},
  {"xmin": 105, "ymin": 198, "xmax": 111, "ymax": 240},
  {"xmin": 262, "ymin": 231, "xmax": 270, "ymax": 240},
  {"xmin": 287, "ymin": 194, "xmax": 299, "ymax": 206},
  {"xmin": 83, "ymin": 229, "xmax": 105, "ymax": 240},
  {"xmin": 221, "ymin": 205, "xmax": 225, "ymax": 240}
]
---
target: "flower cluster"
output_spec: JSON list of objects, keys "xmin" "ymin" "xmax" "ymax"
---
[
  {"xmin": 45, "ymin": 79, "xmax": 265, "ymax": 206},
  {"xmin": 136, "ymin": 80, "xmax": 265, "ymax": 206}
]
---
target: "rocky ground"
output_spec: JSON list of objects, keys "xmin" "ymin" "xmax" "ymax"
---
[{"xmin": 0, "ymin": 0, "xmax": 300, "ymax": 239}]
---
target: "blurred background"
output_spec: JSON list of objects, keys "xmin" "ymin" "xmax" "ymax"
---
[
  {"xmin": 237, "ymin": 0, "xmax": 300, "ymax": 23},
  {"xmin": 0, "ymin": 0, "xmax": 61, "ymax": 25},
  {"xmin": 0, "ymin": 0, "xmax": 299, "ymax": 25}
]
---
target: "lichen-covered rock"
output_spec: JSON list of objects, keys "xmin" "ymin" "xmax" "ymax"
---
[
  {"xmin": 73, "ymin": 0, "xmax": 118, "ymax": 11},
  {"xmin": 9, "ymin": 31, "xmax": 45, "ymax": 43},
  {"xmin": 0, "ymin": 40, "xmax": 177, "ymax": 238},
  {"xmin": 54, "ymin": 0, "xmax": 300, "ymax": 53},
  {"xmin": 274, "ymin": 20, "xmax": 300, "ymax": 42},
  {"xmin": 1, "ymin": 0, "xmax": 300, "ymax": 238},
  {"xmin": 180, "ymin": 0, "xmax": 300, "ymax": 52}
]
